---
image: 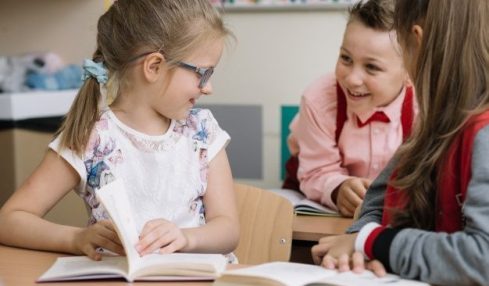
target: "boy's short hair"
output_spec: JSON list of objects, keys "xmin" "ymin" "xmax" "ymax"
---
[{"xmin": 349, "ymin": 0, "xmax": 395, "ymax": 31}]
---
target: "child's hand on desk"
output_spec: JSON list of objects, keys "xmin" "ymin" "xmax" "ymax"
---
[
  {"xmin": 334, "ymin": 178, "xmax": 371, "ymax": 217},
  {"xmin": 73, "ymin": 219, "xmax": 124, "ymax": 260},
  {"xmin": 136, "ymin": 218, "xmax": 188, "ymax": 256},
  {"xmin": 311, "ymin": 233, "xmax": 386, "ymax": 276},
  {"xmin": 312, "ymin": 233, "xmax": 357, "ymax": 269}
]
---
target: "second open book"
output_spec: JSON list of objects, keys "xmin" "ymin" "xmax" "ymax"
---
[
  {"xmin": 270, "ymin": 188, "xmax": 339, "ymax": 216},
  {"xmin": 38, "ymin": 179, "xmax": 227, "ymax": 282},
  {"xmin": 213, "ymin": 262, "xmax": 429, "ymax": 286}
]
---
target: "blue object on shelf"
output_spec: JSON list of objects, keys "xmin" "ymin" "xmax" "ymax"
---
[{"xmin": 25, "ymin": 65, "xmax": 83, "ymax": 91}]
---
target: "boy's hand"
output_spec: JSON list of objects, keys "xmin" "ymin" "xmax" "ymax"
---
[
  {"xmin": 136, "ymin": 219, "xmax": 188, "ymax": 256},
  {"xmin": 335, "ymin": 178, "xmax": 371, "ymax": 217},
  {"xmin": 73, "ymin": 219, "xmax": 124, "ymax": 260}
]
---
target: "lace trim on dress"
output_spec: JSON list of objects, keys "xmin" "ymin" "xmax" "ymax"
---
[
  {"xmin": 117, "ymin": 126, "xmax": 181, "ymax": 153},
  {"xmin": 106, "ymin": 109, "xmax": 182, "ymax": 153}
]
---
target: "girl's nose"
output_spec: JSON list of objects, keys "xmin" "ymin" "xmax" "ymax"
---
[{"xmin": 200, "ymin": 81, "xmax": 213, "ymax": 95}]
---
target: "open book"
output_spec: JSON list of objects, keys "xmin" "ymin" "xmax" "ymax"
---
[
  {"xmin": 213, "ymin": 262, "xmax": 429, "ymax": 286},
  {"xmin": 270, "ymin": 189, "xmax": 339, "ymax": 217},
  {"xmin": 38, "ymin": 179, "xmax": 227, "ymax": 282}
]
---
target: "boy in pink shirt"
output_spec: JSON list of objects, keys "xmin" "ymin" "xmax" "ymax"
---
[{"xmin": 284, "ymin": 0, "xmax": 417, "ymax": 217}]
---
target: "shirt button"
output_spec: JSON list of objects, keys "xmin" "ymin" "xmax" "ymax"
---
[
  {"xmin": 373, "ymin": 128, "xmax": 380, "ymax": 134},
  {"xmin": 373, "ymin": 164, "xmax": 379, "ymax": 170}
]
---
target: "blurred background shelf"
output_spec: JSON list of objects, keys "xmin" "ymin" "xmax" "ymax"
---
[
  {"xmin": 216, "ymin": 2, "xmax": 354, "ymax": 12},
  {"xmin": 0, "ymin": 89, "xmax": 77, "ymax": 121}
]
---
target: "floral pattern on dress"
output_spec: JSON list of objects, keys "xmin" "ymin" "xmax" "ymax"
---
[{"xmin": 83, "ymin": 116, "xmax": 123, "ymax": 224}]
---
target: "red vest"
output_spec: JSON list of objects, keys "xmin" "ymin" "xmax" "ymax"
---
[{"xmin": 382, "ymin": 110, "xmax": 489, "ymax": 232}]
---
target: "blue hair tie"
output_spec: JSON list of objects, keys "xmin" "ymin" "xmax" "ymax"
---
[{"xmin": 82, "ymin": 59, "xmax": 108, "ymax": 84}]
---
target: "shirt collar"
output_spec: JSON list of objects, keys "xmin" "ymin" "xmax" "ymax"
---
[{"xmin": 349, "ymin": 86, "xmax": 408, "ymax": 124}]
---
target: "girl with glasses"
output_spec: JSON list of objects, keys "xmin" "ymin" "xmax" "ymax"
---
[{"xmin": 0, "ymin": 0, "xmax": 239, "ymax": 263}]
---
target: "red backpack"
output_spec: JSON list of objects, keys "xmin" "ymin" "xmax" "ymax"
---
[{"xmin": 282, "ymin": 83, "xmax": 414, "ymax": 191}]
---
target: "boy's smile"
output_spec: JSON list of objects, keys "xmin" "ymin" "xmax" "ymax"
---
[{"xmin": 335, "ymin": 20, "xmax": 408, "ymax": 115}]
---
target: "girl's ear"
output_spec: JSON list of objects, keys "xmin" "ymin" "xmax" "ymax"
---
[
  {"xmin": 142, "ymin": 52, "xmax": 166, "ymax": 83},
  {"xmin": 412, "ymin": 24, "xmax": 423, "ymax": 48}
]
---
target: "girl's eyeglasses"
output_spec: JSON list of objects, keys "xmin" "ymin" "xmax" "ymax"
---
[
  {"xmin": 177, "ymin": 62, "xmax": 214, "ymax": 89},
  {"xmin": 128, "ymin": 51, "xmax": 214, "ymax": 89}
]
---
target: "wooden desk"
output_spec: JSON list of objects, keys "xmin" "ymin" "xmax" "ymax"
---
[
  {"xmin": 0, "ymin": 245, "xmax": 239, "ymax": 286},
  {"xmin": 291, "ymin": 215, "xmax": 353, "ymax": 264},
  {"xmin": 293, "ymin": 215, "xmax": 353, "ymax": 241}
]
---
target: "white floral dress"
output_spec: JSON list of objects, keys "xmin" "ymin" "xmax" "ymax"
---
[{"xmin": 49, "ymin": 108, "xmax": 236, "ymax": 262}]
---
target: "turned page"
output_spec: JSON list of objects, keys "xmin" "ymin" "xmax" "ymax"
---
[{"xmin": 96, "ymin": 179, "xmax": 143, "ymax": 274}]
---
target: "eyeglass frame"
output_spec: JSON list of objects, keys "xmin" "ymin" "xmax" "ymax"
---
[{"xmin": 127, "ymin": 51, "xmax": 214, "ymax": 89}]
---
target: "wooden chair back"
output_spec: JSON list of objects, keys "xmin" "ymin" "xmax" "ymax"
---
[{"xmin": 233, "ymin": 183, "xmax": 294, "ymax": 264}]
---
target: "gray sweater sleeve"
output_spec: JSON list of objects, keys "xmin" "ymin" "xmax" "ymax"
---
[
  {"xmin": 388, "ymin": 126, "xmax": 489, "ymax": 285},
  {"xmin": 346, "ymin": 157, "xmax": 398, "ymax": 233}
]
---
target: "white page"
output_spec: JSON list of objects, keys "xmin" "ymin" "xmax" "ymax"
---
[
  {"xmin": 269, "ymin": 188, "xmax": 305, "ymax": 205},
  {"xmin": 220, "ymin": 262, "xmax": 337, "ymax": 286},
  {"xmin": 37, "ymin": 256, "xmax": 128, "ymax": 282},
  {"xmin": 96, "ymin": 179, "xmax": 143, "ymax": 277},
  {"xmin": 96, "ymin": 179, "xmax": 228, "ymax": 281},
  {"xmin": 294, "ymin": 199, "xmax": 338, "ymax": 215},
  {"xmin": 310, "ymin": 271, "xmax": 430, "ymax": 286},
  {"xmin": 133, "ymin": 253, "xmax": 227, "ymax": 278}
]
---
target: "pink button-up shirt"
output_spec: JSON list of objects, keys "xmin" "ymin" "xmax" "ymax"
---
[{"xmin": 288, "ymin": 73, "xmax": 417, "ymax": 210}]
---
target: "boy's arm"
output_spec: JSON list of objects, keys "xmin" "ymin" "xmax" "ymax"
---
[
  {"xmin": 293, "ymin": 96, "xmax": 350, "ymax": 209},
  {"xmin": 346, "ymin": 156, "xmax": 398, "ymax": 233}
]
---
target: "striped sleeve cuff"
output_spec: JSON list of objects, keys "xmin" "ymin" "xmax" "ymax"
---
[{"xmin": 354, "ymin": 222, "xmax": 383, "ymax": 260}]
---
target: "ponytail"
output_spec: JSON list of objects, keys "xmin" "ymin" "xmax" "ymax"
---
[{"xmin": 55, "ymin": 49, "xmax": 106, "ymax": 155}]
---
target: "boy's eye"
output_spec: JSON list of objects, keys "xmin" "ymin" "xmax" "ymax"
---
[
  {"xmin": 365, "ymin": 63, "xmax": 381, "ymax": 72},
  {"xmin": 339, "ymin": 54, "xmax": 352, "ymax": 64}
]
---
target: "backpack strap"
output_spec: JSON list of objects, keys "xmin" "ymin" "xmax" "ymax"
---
[
  {"xmin": 400, "ymin": 86, "xmax": 414, "ymax": 141},
  {"xmin": 335, "ymin": 82, "xmax": 348, "ymax": 143}
]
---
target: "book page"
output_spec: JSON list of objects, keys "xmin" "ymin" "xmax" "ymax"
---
[
  {"xmin": 37, "ymin": 256, "xmax": 128, "ymax": 282},
  {"xmin": 133, "ymin": 253, "xmax": 227, "ymax": 278},
  {"xmin": 269, "ymin": 189, "xmax": 339, "ymax": 216},
  {"xmin": 216, "ymin": 262, "xmax": 337, "ymax": 286},
  {"xmin": 309, "ymin": 271, "xmax": 429, "ymax": 286},
  {"xmin": 268, "ymin": 188, "xmax": 305, "ymax": 205},
  {"xmin": 96, "ymin": 179, "xmax": 228, "ymax": 282},
  {"xmin": 294, "ymin": 199, "xmax": 339, "ymax": 216},
  {"xmin": 96, "ymin": 179, "xmax": 143, "ymax": 274}
]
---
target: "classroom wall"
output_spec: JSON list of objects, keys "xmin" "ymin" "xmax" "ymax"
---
[
  {"xmin": 0, "ymin": 1, "xmax": 348, "ymax": 190},
  {"xmin": 210, "ymin": 10, "xmax": 348, "ymax": 188}
]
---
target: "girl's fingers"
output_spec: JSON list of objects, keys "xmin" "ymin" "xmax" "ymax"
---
[
  {"xmin": 322, "ymin": 255, "xmax": 337, "ymax": 270},
  {"xmin": 139, "ymin": 220, "xmax": 162, "ymax": 238},
  {"xmin": 159, "ymin": 238, "xmax": 184, "ymax": 254},
  {"xmin": 93, "ymin": 234, "xmax": 125, "ymax": 255},
  {"xmin": 367, "ymin": 260, "xmax": 387, "ymax": 277},
  {"xmin": 351, "ymin": 252, "xmax": 365, "ymax": 273},
  {"xmin": 338, "ymin": 254, "xmax": 351, "ymax": 272},
  {"xmin": 311, "ymin": 240, "xmax": 333, "ymax": 264},
  {"xmin": 83, "ymin": 244, "xmax": 101, "ymax": 261}
]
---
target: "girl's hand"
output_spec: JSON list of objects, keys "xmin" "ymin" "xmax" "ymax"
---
[
  {"xmin": 136, "ymin": 219, "xmax": 188, "ymax": 256},
  {"xmin": 311, "ymin": 233, "xmax": 357, "ymax": 270},
  {"xmin": 335, "ymin": 178, "xmax": 371, "ymax": 217},
  {"xmin": 73, "ymin": 220, "xmax": 124, "ymax": 260},
  {"xmin": 312, "ymin": 234, "xmax": 387, "ymax": 277}
]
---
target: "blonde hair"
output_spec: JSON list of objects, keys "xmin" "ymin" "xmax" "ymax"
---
[
  {"xmin": 56, "ymin": 0, "xmax": 231, "ymax": 155},
  {"xmin": 392, "ymin": 0, "xmax": 489, "ymax": 228}
]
